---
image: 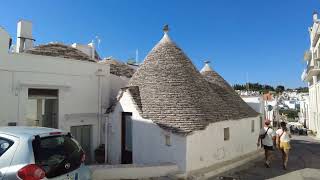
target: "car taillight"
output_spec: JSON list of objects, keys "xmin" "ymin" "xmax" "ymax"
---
[
  {"xmin": 17, "ymin": 164, "xmax": 45, "ymax": 180},
  {"xmin": 81, "ymin": 153, "xmax": 86, "ymax": 163},
  {"xmin": 49, "ymin": 132, "xmax": 62, "ymax": 135}
]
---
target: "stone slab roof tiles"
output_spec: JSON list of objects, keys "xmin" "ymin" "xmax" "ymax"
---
[
  {"xmin": 126, "ymin": 30, "xmax": 258, "ymax": 134},
  {"xmin": 201, "ymin": 64, "xmax": 258, "ymax": 119},
  {"xmin": 99, "ymin": 58, "xmax": 136, "ymax": 78},
  {"xmin": 24, "ymin": 43, "xmax": 97, "ymax": 62}
]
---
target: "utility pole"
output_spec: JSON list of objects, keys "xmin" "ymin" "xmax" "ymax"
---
[{"xmin": 246, "ymin": 72, "xmax": 249, "ymax": 91}]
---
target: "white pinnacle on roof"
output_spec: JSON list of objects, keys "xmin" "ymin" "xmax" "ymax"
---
[
  {"xmin": 200, "ymin": 61, "xmax": 213, "ymax": 73},
  {"xmin": 158, "ymin": 25, "xmax": 173, "ymax": 44}
]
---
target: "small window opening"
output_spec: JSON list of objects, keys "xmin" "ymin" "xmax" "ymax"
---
[
  {"xmin": 165, "ymin": 135, "xmax": 171, "ymax": 146},
  {"xmin": 224, "ymin": 128, "xmax": 230, "ymax": 141},
  {"xmin": 251, "ymin": 120, "xmax": 255, "ymax": 133}
]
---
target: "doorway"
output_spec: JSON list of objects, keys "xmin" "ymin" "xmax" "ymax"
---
[
  {"xmin": 121, "ymin": 112, "xmax": 133, "ymax": 164},
  {"xmin": 71, "ymin": 125, "xmax": 92, "ymax": 164},
  {"xmin": 26, "ymin": 89, "xmax": 58, "ymax": 128}
]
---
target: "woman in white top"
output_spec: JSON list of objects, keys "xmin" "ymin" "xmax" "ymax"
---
[{"xmin": 276, "ymin": 121, "xmax": 292, "ymax": 170}]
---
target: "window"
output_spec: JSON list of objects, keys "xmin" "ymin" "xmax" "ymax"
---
[
  {"xmin": 251, "ymin": 120, "xmax": 255, "ymax": 132},
  {"xmin": 26, "ymin": 88, "xmax": 58, "ymax": 128},
  {"xmin": 0, "ymin": 137, "xmax": 14, "ymax": 157},
  {"xmin": 224, "ymin": 128, "xmax": 230, "ymax": 141},
  {"xmin": 32, "ymin": 135, "xmax": 84, "ymax": 178},
  {"xmin": 165, "ymin": 135, "xmax": 171, "ymax": 146}
]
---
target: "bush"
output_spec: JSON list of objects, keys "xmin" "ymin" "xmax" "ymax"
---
[{"xmin": 279, "ymin": 109, "xmax": 298, "ymax": 120}]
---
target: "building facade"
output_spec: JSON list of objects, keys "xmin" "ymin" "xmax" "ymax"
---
[
  {"xmin": 0, "ymin": 20, "xmax": 135, "ymax": 163},
  {"xmin": 106, "ymin": 28, "xmax": 260, "ymax": 176},
  {"xmin": 302, "ymin": 12, "xmax": 320, "ymax": 136},
  {"xmin": 299, "ymin": 94, "xmax": 310, "ymax": 128}
]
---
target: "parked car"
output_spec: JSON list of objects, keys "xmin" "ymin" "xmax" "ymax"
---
[{"xmin": 0, "ymin": 126, "xmax": 91, "ymax": 180}]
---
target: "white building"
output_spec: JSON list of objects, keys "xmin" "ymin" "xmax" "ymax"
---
[
  {"xmin": 283, "ymin": 100, "xmax": 297, "ymax": 109},
  {"xmin": 299, "ymin": 94, "xmax": 310, "ymax": 128},
  {"xmin": 105, "ymin": 28, "xmax": 260, "ymax": 176},
  {"xmin": 0, "ymin": 20, "xmax": 135, "ymax": 163},
  {"xmin": 301, "ymin": 12, "xmax": 320, "ymax": 136},
  {"xmin": 241, "ymin": 95, "xmax": 265, "ymax": 126}
]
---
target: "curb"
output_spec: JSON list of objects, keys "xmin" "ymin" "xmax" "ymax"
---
[{"xmin": 308, "ymin": 135, "xmax": 320, "ymax": 141}]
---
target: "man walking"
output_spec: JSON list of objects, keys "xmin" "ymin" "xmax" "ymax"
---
[{"xmin": 257, "ymin": 119, "xmax": 276, "ymax": 168}]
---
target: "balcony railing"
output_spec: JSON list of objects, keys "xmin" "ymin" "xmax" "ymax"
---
[
  {"xmin": 307, "ymin": 64, "xmax": 314, "ymax": 74},
  {"xmin": 304, "ymin": 50, "xmax": 312, "ymax": 61},
  {"xmin": 312, "ymin": 22, "xmax": 320, "ymax": 47},
  {"xmin": 301, "ymin": 69, "xmax": 307, "ymax": 81},
  {"xmin": 304, "ymin": 60, "xmax": 320, "ymax": 81}
]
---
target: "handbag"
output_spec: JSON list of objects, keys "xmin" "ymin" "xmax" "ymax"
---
[
  {"xmin": 260, "ymin": 127, "xmax": 270, "ymax": 139},
  {"xmin": 259, "ymin": 127, "xmax": 270, "ymax": 147}
]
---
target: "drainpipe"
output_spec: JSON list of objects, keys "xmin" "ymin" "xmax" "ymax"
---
[
  {"xmin": 105, "ymin": 116, "xmax": 109, "ymax": 163},
  {"xmin": 96, "ymin": 69, "xmax": 105, "ymax": 146}
]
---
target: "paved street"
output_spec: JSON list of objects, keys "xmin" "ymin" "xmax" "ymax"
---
[{"xmin": 211, "ymin": 135, "xmax": 320, "ymax": 180}]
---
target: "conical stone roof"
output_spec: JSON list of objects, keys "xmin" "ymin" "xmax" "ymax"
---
[
  {"xmin": 201, "ymin": 62, "xmax": 258, "ymax": 119},
  {"xmin": 200, "ymin": 63, "xmax": 234, "ymax": 92},
  {"xmin": 128, "ymin": 31, "xmax": 258, "ymax": 134}
]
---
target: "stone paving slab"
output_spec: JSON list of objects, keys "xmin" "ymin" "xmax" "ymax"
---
[
  {"xmin": 210, "ymin": 135, "xmax": 320, "ymax": 180},
  {"xmin": 268, "ymin": 168, "xmax": 320, "ymax": 180}
]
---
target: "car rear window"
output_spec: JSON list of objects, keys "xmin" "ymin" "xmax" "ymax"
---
[
  {"xmin": 32, "ymin": 135, "xmax": 84, "ymax": 178},
  {"xmin": 0, "ymin": 137, "xmax": 13, "ymax": 157}
]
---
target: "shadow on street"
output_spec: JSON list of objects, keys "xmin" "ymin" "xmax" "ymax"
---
[{"xmin": 213, "ymin": 135, "xmax": 320, "ymax": 180}]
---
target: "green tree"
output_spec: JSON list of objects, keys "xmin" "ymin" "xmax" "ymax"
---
[
  {"xmin": 127, "ymin": 58, "xmax": 136, "ymax": 65},
  {"xmin": 276, "ymin": 85, "xmax": 285, "ymax": 94}
]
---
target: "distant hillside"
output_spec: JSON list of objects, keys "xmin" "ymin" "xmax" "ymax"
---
[{"xmin": 233, "ymin": 83, "xmax": 308, "ymax": 93}]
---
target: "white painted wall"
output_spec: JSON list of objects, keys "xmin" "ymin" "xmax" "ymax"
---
[
  {"xmin": 241, "ymin": 96, "xmax": 264, "ymax": 114},
  {"xmin": 186, "ymin": 116, "xmax": 260, "ymax": 172},
  {"xmin": 109, "ymin": 75, "xmax": 130, "ymax": 102},
  {"xmin": 284, "ymin": 100, "xmax": 296, "ymax": 109},
  {"xmin": 309, "ymin": 86, "xmax": 316, "ymax": 131},
  {"xmin": 304, "ymin": 14, "xmax": 320, "ymax": 137},
  {"xmin": 108, "ymin": 90, "xmax": 261, "ymax": 173},
  {"xmin": 89, "ymin": 163, "xmax": 179, "ymax": 180},
  {"xmin": 308, "ymin": 84, "xmax": 320, "ymax": 137},
  {"xmin": 0, "ymin": 27, "xmax": 114, "ymax": 161},
  {"xmin": 299, "ymin": 95, "xmax": 309, "ymax": 127},
  {"xmin": 71, "ymin": 43, "xmax": 95, "ymax": 59},
  {"xmin": 107, "ymin": 90, "xmax": 187, "ymax": 171}
]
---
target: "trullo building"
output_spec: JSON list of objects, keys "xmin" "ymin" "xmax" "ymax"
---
[{"xmin": 106, "ymin": 26, "xmax": 260, "ymax": 176}]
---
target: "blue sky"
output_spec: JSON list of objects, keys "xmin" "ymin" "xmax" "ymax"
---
[{"xmin": 1, "ymin": 0, "xmax": 319, "ymax": 88}]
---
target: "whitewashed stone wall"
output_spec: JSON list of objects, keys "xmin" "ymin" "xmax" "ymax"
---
[
  {"xmin": 107, "ymin": 89, "xmax": 260, "ymax": 173},
  {"xmin": 186, "ymin": 116, "xmax": 260, "ymax": 172},
  {"xmin": 107, "ymin": 90, "xmax": 187, "ymax": 171},
  {"xmin": 0, "ymin": 27, "xmax": 112, "ymax": 159}
]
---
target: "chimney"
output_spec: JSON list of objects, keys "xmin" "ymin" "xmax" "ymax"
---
[
  {"xmin": 313, "ymin": 11, "xmax": 318, "ymax": 22},
  {"xmin": 88, "ymin": 41, "xmax": 95, "ymax": 60},
  {"xmin": 16, "ymin": 20, "xmax": 34, "ymax": 53}
]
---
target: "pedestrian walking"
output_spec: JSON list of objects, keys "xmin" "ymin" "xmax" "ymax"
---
[
  {"xmin": 257, "ymin": 119, "xmax": 276, "ymax": 168},
  {"xmin": 276, "ymin": 121, "xmax": 292, "ymax": 170}
]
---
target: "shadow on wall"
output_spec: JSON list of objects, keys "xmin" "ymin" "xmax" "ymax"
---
[
  {"xmin": 132, "ymin": 116, "xmax": 186, "ymax": 170},
  {"xmin": 107, "ymin": 107, "xmax": 186, "ymax": 171}
]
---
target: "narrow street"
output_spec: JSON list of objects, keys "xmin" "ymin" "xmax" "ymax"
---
[{"xmin": 212, "ymin": 135, "xmax": 320, "ymax": 180}]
